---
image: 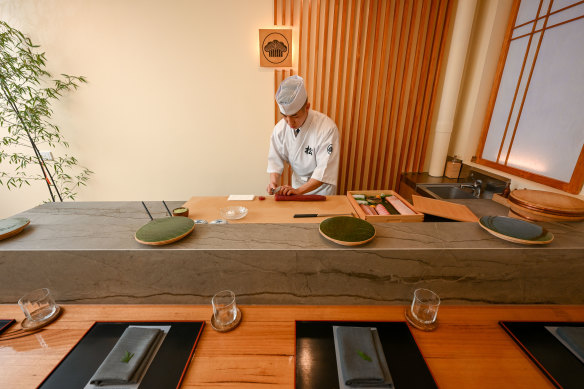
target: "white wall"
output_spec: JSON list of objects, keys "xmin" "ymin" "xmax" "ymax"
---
[{"xmin": 0, "ymin": 0, "xmax": 275, "ymax": 218}]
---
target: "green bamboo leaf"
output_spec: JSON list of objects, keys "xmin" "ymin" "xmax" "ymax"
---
[
  {"xmin": 357, "ymin": 350, "xmax": 372, "ymax": 362},
  {"xmin": 121, "ymin": 351, "xmax": 134, "ymax": 363},
  {"xmin": 0, "ymin": 20, "xmax": 92, "ymax": 200}
]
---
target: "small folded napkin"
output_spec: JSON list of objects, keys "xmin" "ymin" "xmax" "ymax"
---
[
  {"xmin": 89, "ymin": 327, "xmax": 163, "ymax": 386},
  {"xmin": 556, "ymin": 326, "xmax": 584, "ymax": 361},
  {"xmin": 333, "ymin": 326, "xmax": 393, "ymax": 388},
  {"xmin": 227, "ymin": 194, "xmax": 255, "ymax": 201}
]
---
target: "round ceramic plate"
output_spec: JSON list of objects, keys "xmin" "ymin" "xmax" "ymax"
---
[
  {"xmin": 135, "ymin": 217, "xmax": 195, "ymax": 245},
  {"xmin": 0, "ymin": 217, "xmax": 30, "ymax": 241},
  {"xmin": 319, "ymin": 216, "xmax": 376, "ymax": 246},
  {"xmin": 478, "ymin": 216, "xmax": 553, "ymax": 245}
]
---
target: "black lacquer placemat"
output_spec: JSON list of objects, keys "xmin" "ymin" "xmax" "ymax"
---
[
  {"xmin": 0, "ymin": 319, "xmax": 15, "ymax": 335},
  {"xmin": 296, "ymin": 321, "xmax": 437, "ymax": 389},
  {"xmin": 500, "ymin": 321, "xmax": 584, "ymax": 389},
  {"xmin": 39, "ymin": 321, "xmax": 204, "ymax": 389}
]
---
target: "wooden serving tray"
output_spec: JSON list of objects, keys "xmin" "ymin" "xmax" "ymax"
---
[
  {"xmin": 509, "ymin": 189, "xmax": 584, "ymax": 216},
  {"xmin": 346, "ymin": 190, "xmax": 424, "ymax": 222}
]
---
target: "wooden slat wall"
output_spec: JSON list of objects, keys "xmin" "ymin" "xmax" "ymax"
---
[{"xmin": 274, "ymin": 0, "xmax": 452, "ymax": 193}]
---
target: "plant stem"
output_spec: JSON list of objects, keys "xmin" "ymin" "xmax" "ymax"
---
[{"xmin": 0, "ymin": 76, "xmax": 61, "ymax": 201}]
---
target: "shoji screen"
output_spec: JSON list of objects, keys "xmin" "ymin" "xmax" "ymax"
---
[
  {"xmin": 274, "ymin": 0, "xmax": 453, "ymax": 193},
  {"xmin": 477, "ymin": 0, "xmax": 584, "ymax": 194}
]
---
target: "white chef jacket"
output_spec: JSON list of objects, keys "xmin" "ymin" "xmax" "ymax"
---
[{"xmin": 267, "ymin": 110, "xmax": 340, "ymax": 195}]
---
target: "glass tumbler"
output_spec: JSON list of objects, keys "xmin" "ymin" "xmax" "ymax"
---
[
  {"xmin": 410, "ymin": 288, "xmax": 440, "ymax": 325},
  {"xmin": 212, "ymin": 290, "xmax": 237, "ymax": 326},
  {"xmin": 18, "ymin": 288, "xmax": 57, "ymax": 323}
]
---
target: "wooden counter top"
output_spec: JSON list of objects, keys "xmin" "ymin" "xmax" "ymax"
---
[
  {"xmin": 1, "ymin": 304, "xmax": 583, "ymax": 388},
  {"xmin": 182, "ymin": 195, "xmax": 355, "ymax": 223}
]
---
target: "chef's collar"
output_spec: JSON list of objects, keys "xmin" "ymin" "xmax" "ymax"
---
[
  {"xmin": 289, "ymin": 110, "xmax": 313, "ymax": 137},
  {"xmin": 297, "ymin": 110, "xmax": 313, "ymax": 132}
]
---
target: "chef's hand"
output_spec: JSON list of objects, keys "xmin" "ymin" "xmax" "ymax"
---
[
  {"xmin": 267, "ymin": 182, "xmax": 278, "ymax": 194},
  {"xmin": 279, "ymin": 185, "xmax": 299, "ymax": 195},
  {"xmin": 267, "ymin": 173, "xmax": 281, "ymax": 194}
]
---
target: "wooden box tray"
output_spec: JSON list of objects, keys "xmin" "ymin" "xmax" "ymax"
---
[{"xmin": 347, "ymin": 190, "xmax": 424, "ymax": 222}]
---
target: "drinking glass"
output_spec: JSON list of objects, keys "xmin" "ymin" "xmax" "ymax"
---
[
  {"xmin": 410, "ymin": 288, "xmax": 440, "ymax": 325},
  {"xmin": 212, "ymin": 290, "xmax": 237, "ymax": 326},
  {"xmin": 18, "ymin": 288, "xmax": 57, "ymax": 323}
]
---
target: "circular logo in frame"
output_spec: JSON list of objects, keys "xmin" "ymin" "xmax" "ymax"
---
[{"xmin": 262, "ymin": 32, "xmax": 290, "ymax": 65}]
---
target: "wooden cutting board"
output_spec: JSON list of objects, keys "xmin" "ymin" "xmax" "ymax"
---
[
  {"xmin": 181, "ymin": 195, "xmax": 354, "ymax": 223},
  {"xmin": 412, "ymin": 195, "xmax": 478, "ymax": 222}
]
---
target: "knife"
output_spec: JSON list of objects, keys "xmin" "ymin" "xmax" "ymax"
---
[
  {"xmin": 294, "ymin": 213, "xmax": 354, "ymax": 218},
  {"xmin": 271, "ymin": 186, "xmax": 282, "ymax": 195}
]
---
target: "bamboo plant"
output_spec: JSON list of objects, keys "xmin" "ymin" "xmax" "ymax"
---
[{"xmin": 0, "ymin": 20, "xmax": 92, "ymax": 201}]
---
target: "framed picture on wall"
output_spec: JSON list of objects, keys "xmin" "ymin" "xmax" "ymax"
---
[{"xmin": 259, "ymin": 29, "xmax": 292, "ymax": 67}]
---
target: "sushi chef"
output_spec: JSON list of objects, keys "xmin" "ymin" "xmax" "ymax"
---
[{"xmin": 266, "ymin": 75, "xmax": 340, "ymax": 195}]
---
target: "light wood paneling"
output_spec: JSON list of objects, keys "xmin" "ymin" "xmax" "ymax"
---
[{"xmin": 275, "ymin": 0, "xmax": 452, "ymax": 193}]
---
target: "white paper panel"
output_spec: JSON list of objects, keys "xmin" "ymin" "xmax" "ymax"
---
[
  {"xmin": 547, "ymin": 2, "xmax": 584, "ymax": 26},
  {"xmin": 499, "ymin": 32, "xmax": 542, "ymax": 164},
  {"xmin": 551, "ymin": 0, "xmax": 581, "ymax": 13},
  {"xmin": 483, "ymin": 37, "xmax": 529, "ymax": 162},
  {"xmin": 507, "ymin": 19, "xmax": 584, "ymax": 181},
  {"xmin": 512, "ymin": 22, "xmax": 534, "ymax": 39},
  {"xmin": 515, "ymin": 0, "xmax": 543, "ymax": 26},
  {"xmin": 540, "ymin": 0, "xmax": 552, "ymax": 17},
  {"xmin": 535, "ymin": 17, "xmax": 547, "ymax": 31}
]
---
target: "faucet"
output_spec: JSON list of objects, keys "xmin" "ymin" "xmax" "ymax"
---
[{"xmin": 460, "ymin": 179, "xmax": 482, "ymax": 198}]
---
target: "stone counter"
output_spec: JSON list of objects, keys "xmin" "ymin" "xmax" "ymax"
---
[{"xmin": 1, "ymin": 201, "xmax": 583, "ymax": 305}]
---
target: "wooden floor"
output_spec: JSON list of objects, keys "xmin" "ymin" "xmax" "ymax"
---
[{"xmin": 1, "ymin": 304, "xmax": 583, "ymax": 388}]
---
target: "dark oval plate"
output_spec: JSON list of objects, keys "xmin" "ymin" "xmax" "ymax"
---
[
  {"xmin": 478, "ymin": 216, "xmax": 553, "ymax": 245},
  {"xmin": 0, "ymin": 217, "xmax": 31, "ymax": 241},
  {"xmin": 319, "ymin": 216, "xmax": 376, "ymax": 246},
  {"xmin": 135, "ymin": 217, "xmax": 195, "ymax": 245}
]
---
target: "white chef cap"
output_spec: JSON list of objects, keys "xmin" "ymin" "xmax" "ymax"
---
[{"xmin": 275, "ymin": 75, "xmax": 307, "ymax": 115}]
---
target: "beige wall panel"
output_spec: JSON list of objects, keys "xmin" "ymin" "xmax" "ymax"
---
[{"xmin": 0, "ymin": 0, "xmax": 275, "ymax": 218}]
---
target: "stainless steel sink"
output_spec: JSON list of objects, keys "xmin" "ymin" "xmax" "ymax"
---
[{"xmin": 418, "ymin": 184, "xmax": 476, "ymax": 199}]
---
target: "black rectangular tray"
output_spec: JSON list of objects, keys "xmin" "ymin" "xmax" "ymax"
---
[
  {"xmin": 0, "ymin": 319, "xmax": 15, "ymax": 335},
  {"xmin": 39, "ymin": 321, "xmax": 204, "ymax": 389},
  {"xmin": 296, "ymin": 321, "xmax": 437, "ymax": 389},
  {"xmin": 500, "ymin": 321, "xmax": 584, "ymax": 389}
]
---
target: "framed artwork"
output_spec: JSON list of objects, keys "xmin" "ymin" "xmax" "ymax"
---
[{"xmin": 259, "ymin": 29, "xmax": 292, "ymax": 67}]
